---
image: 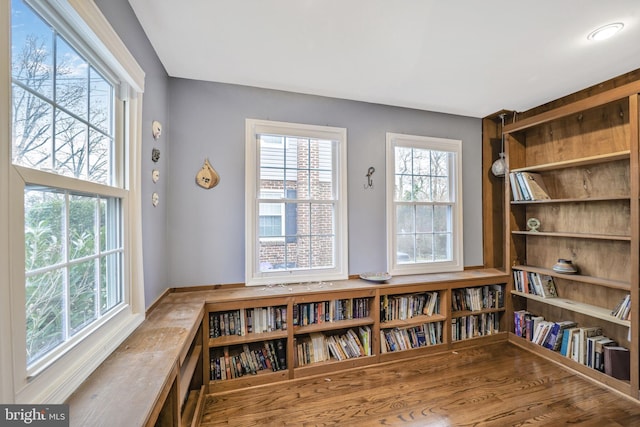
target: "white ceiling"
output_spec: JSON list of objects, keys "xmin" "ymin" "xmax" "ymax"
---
[{"xmin": 127, "ymin": 0, "xmax": 640, "ymax": 118}]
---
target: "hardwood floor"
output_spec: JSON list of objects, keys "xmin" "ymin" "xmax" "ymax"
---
[{"xmin": 200, "ymin": 343, "xmax": 640, "ymax": 426}]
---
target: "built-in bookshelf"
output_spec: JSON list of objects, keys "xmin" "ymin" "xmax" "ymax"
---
[
  {"xmin": 501, "ymin": 88, "xmax": 640, "ymax": 399},
  {"xmin": 450, "ymin": 284, "xmax": 505, "ymax": 343},
  {"xmin": 202, "ymin": 270, "xmax": 509, "ymax": 393}
]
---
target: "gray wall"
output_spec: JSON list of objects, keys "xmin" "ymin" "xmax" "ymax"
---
[
  {"xmin": 96, "ymin": 0, "xmax": 484, "ymax": 299},
  {"xmin": 167, "ymin": 80, "xmax": 483, "ymax": 287},
  {"xmin": 95, "ymin": 0, "xmax": 170, "ymax": 307}
]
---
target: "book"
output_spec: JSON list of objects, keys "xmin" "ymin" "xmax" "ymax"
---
[
  {"xmin": 538, "ymin": 275, "xmax": 558, "ymax": 298},
  {"xmin": 594, "ymin": 337, "xmax": 616, "ymax": 372},
  {"xmin": 578, "ymin": 327, "xmax": 603, "ymax": 365},
  {"xmin": 520, "ymin": 172, "xmax": 551, "ymax": 200},
  {"xmin": 604, "ymin": 346, "xmax": 630, "ymax": 380}
]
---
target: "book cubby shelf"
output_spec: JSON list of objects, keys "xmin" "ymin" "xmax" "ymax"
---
[
  {"xmin": 511, "ymin": 291, "xmax": 630, "ymax": 328},
  {"xmin": 450, "ymin": 307, "xmax": 504, "ymax": 319},
  {"xmin": 208, "ymin": 330, "xmax": 288, "ymax": 347},
  {"xmin": 511, "ymin": 196, "xmax": 630, "ymax": 205},
  {"xmin": 380, "ymin": 313, "xmax": 447, "ymax": 328},
  {"xmin": 293, "ymin": 317, "xmax": 375, "ymax": 334},
  {"xmin": 512, "ymin": 265, "xmax": 630, "ymax": 291}
]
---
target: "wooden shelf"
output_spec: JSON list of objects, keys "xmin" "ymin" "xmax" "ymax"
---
[
  {"xmin": 511, "ymin": 291, "xmax": 630, "ymax": 327},
  {"xmin": 451, "ymin": 307, "xmax": 505, "ymax": 319},
  {"xmin": 208, "ymin": 369, "xmax": 289, "ymax": 393},
  {"xmin": 294, "ymin": 355, "xmax": 376, "ymax": 378},
  {"xmin": 380, "ymin": 313, "xmax": 446, "ymax": 329},
  {"xmin": 293, "ymin": 317, "xmax": 374, "ymax": 335},
  {"xmin": 512, "ymin": 230, "xmax": 631, "ymax": 241},
  {"xmin": 511, "ymin": 196, "xmax": 630, "ymax": 205},
  {"xmin": 510, "ymin": 151, "xmax": 630, "ymax": 173},
  {"xmin": 208, "ymin": 330, "xmax": 288, "ymax": 347},
  {"xmin": 512, "ymin": 265, "xmax": 630, "ymax": 291},
  {"xmin": 379, "ymin": 343, "xmax": 448, "ymax": 362},
  {"xmin": 508, "ymin": 333, "xmax": 632, "ymax": 396},
  {"xmin": 179, "ymin": 344, "xmax": 202, "ymax": 406}
]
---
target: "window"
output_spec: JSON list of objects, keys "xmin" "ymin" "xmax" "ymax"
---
[
  {"xmin": 246, "ymin": 119, "xmax": 348, "ymax": 286},
  {"xmin": 2, "ymin": 0, "xmax": 144, "ymax": 403},
  {"xmin": 386, "ymin": 133, "xmax": 463, "ymax": 275}
]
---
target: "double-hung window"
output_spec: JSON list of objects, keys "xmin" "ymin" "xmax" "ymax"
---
[
  {"xmin": 3, "ymin": 0, "xmax": 144, "ymax": 403},
  {"xmin": 386, "ymin": 133, "xmax": 463, "ymax": 275},
  {"xmin": 245, "ymin": 119, "xmax": 348, "ymax": 286}
]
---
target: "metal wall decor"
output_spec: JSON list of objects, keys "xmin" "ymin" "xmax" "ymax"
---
[{"xmin": 151, "ymin": 148, "xmax": 160, "ymax": 163}]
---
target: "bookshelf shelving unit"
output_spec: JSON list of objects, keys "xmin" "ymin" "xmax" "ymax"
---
[
  {"xmin": 201, "ymin": 270, "xmax": 509, "ymax": 394},
  {"xmin": 501, "ymin": 86, "xmax": 640, "ymax": 399}
]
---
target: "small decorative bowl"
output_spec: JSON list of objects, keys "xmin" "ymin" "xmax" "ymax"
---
[{"xmin": 552, "ymin": 259, "xmax": 577, "ymax": 274}]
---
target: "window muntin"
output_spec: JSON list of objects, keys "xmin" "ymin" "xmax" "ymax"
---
[
  {"xmin": 387, "ymin": 133, "xmax": 463, "ymax": 275},
  {"xmin": 246, "ymin": 120, "xmax": 347, "ymax": 285},
  {"xmin": 11, "ymin": 0, "xmax": 123, "ymax": 371}
]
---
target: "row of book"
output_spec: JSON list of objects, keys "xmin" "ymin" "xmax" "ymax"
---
[
  {"xmin": 295, "ymin": 327, "xmax": 371, "ymax": 366},
  {"xmin": 612, "ymin": 294, "xmax": 631, "ymax": 320},
  {"xmin": 514, "ymin": 311, "xmax": 629, "ymax": 380},
  {"xmin": 451, "ymin": 312, "xmax": 500, "ymax": 341},
  {"xmin": 293, "ymin": 297, "xmax": 370, "ymax": 326},
  {"xmin": 380, "ymin": 322, "xmax": 443, "ymax": 353},
  {"xmin": 209, "ymin": 306, "xmax": 288, "ymax": 338},
  {"xmin": 210, "ymin": 340, "xmax": 287, "ymax": 380},
  {"xmin": 509, "ymin": 171, "xmax": 551, "ymax": 201},
  {"xmin": 512, "ymin": 270, "xmax": 558, "ymax": 298},
  {"xmin": 451, "ymin": 285, "xmax": 504, "ymax": 312},
  {"xmin": 380, "ymin": 291, "xmax": 440, "ymax": 322}
]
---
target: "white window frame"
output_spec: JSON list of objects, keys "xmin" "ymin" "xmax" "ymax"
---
[
  {"xmin": 0, "ymin": 0, "xmax": 145, "ymax": 404},
  {"xmin": 245, "ymin": 119, "xmax": 348, "ymax": 286},
  {"xmin": 386, "ymin": 132, "xmax": 463, "ymax": 275}
]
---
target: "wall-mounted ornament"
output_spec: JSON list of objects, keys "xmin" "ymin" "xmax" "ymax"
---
[
  {"xmin": 152, "ymin": 169, "xmax": 160, "ymax": 183},
  {"xmin": 195, "ymin": 158, "xmax": 220, "ymax": 189},
  {"xmin": 152, "ymin": 120, "xmax": 162, "ymax": 140},
  {"xmin": 152, "ymin": 192, "xmax": 159, "ymax": 207},
  {"xmin": 364, "ymin": 166, "xmax": 375, "ymax": 189},
  {"xmin": 151, "ymin": 148, "xmax": 160, "ymax": 163}
]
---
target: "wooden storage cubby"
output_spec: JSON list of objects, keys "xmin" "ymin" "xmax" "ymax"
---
[
  {"xmin": 201, "ymin": 270, "xmax": 509, "ymax": 394},
  {"xmin": 450, "ymin": 283, "xmax": 506, "ymax": 347},
  {"xmin": 501, "ymin": 90, "xmax": 640, "ymax": 398}
]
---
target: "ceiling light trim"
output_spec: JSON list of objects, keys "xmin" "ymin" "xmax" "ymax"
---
[{"xmin": 587, "ymin": 22, "xmax": 624, "ymax": 41}]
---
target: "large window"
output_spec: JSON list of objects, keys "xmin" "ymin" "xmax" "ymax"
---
[
  {"xmin": 3, "ymin": 0, "xmax": 144, "ymax": 403},
  {"xmin": 386, "ymin": 133, "xmax": 463, "ymax": 275},
  {"xmin": 245, "ymin": 119, "xmax": 348, "ymax": 286}
]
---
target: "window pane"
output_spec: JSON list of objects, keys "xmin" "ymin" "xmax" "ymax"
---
[
  {"xmin": 396, "ymin": 235, "xmax": 415, "ymax": 263},
  {"xmin": 413, "ymin": 175, "xmax": 431, "ymax": 202},
  {"xmin": 100, "ymin": 253, "xmax": 122, "ymax": 314},
  {"xmin": 394, "ymin": 146, "xmax": 412, "ymax": 175},
  {"xmin": 311, "ymin": 236, "xmax": 334, "ymax": 268},
  {"xmin": 89, "ymin": 67, "xmax": 112, "ymax": 133},
  {"xmin": 396, "ymin": 205, "xmax": 414, "ymax": 234},
  {"xmin": 55, "ymin": 35, "xmax": 88, "ymax": 120},
  {"xmin": 11, "ymin": 0, "xmax": 54, "ymax": 99},
  {"xmin": 413, "ymin": 148, "xmax": 431, "ymax": 174},
  {"xmin": 416, "ymin": 205, "xmax": 433, "ymax": 233},
  {"xmin": 69, "ymin": 194, "xmax": 97, "ymax": 260},
  {"xmin": 26, "ymin": 268, "xmax": 64, "ymax": 365},
  {"xmin": 310, "ymin": 139, "xmax": 333, "ymax": 199},
  {"xmin": 310, "ymin": 203, "xmax": 333, "ymax": 235},
  {"xmin": 416, "ymin": 234, "xmax": 433, "ymax": 262},
  {"xmin": 88, "ymin": 130, "xmax": 112, "ymax": 185},
  {"xmin": 258, "ymin": 240, "xmax": 286, "ymax": 271},
  {"xmin": 55, "ymin": 110, "xmax": 87, "ymax": 179},
  {"xmin": 12, "ymin": 85, "xmax": 53, "ymax": 169},
  {"xmin": 434, "ymin": 206, "xmax": 450, "ymax": 233},
  {"xmin": 434, "ymin": 234, "xmax": 451, "ymax": 261},
  {"xmin": 394, "ymin": 175, "xmax": 413, "ymax": 202},
  {"xmin": 69, "ymin": 259, "xmax": 96, "ymax": 335},
  {"xmin": 25, "ymin": 188, "xmax": 65, "ymax": 270}
]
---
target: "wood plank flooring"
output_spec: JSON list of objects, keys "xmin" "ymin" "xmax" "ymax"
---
[{"xmin": 200, "ymin": 343, "xmax": 640, "ymax": 426}]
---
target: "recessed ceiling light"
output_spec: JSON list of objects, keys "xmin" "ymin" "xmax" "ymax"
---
[{"xmin": 587, "ymin": 22, "xmax": 624, "ymax": 41}]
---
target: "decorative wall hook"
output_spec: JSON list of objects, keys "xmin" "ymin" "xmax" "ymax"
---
[{"xmin": 364, "ymin": 166, "xmax": 375, "ymax": 189}]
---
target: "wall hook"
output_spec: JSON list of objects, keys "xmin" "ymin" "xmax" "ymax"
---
[{"xmin": 365, "ymin": 166, "xmax": 375, "ymax": 189}]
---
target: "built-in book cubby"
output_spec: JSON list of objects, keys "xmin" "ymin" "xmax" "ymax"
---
[
  {"xmin": 501, "ymin": 90, "xmax": 640, "ymax": 398},
  {"xmin": 202, "ymin": 270, "xmax": 509, "ymax": 393}
]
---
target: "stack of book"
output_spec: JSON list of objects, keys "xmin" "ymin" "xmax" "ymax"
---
[
  {"xmin": 451, "ymin": 312, "xmax": 499, "ymax": 341},
  {"xmin": 509, "ymin": 171, "xmax": 551, "ymax": 201},
  {"xmin": 380, "ymin": 322, "xmax": 443, "ymax": 353},
  {"xmin": 380, "ymin": 291, "xmax": 439, "ymax": 322},
  {"xmin": 512, "ymin": 270, "xmax": 558, "ymax": 298},
  {"xmin": 210, "ymin": 339, "xmax": 287, "ymax": 380},
  {"xmin": 451, "ymin": 284, "xmax": 504, "ymax": 312}
]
